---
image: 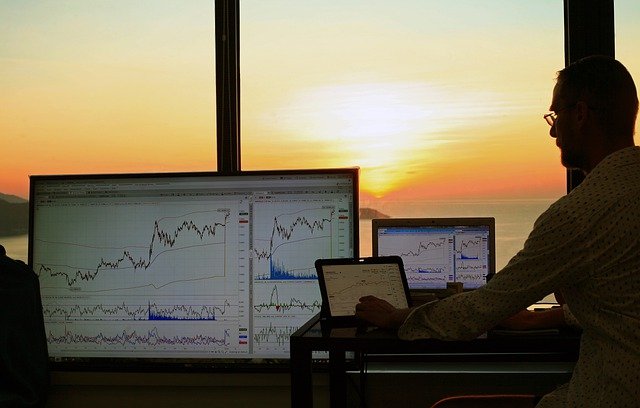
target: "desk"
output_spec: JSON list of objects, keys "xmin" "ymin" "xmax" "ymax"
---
[{"xmin": 290, "ymin": 314, "xmax": 580, "ymax": 408}]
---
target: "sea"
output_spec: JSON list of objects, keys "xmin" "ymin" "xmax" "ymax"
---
[
  {"xmin": 1, "ymin": 198, "xmax": 556, "ymax": 270},
  {"xmin": 358, "ymin": 198, "xmax": 558, "ymax": 304},
  {"xmin": 2, "ymin": 233, "xmax": 28, "ymax": 262},
  {"xmin": 359, "ymin": 198, "xmax": 556, "ymax": 269}
]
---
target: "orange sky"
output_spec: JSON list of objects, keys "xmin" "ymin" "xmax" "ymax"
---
[{"xmin": 1, "ymin": 1, "xmax": 639, "ymax": 202}]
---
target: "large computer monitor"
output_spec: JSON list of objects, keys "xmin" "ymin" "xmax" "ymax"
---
[{"xmin": 29, "ymin": 169, "xmax": 358, "ymax": 369}]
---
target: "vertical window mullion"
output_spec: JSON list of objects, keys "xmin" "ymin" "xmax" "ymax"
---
[
  {"xmin": 564, "ymin": 0, "xmax": 614, "ymax": 191},
  {"xmin": 215, "ymin": 0, "xmax": 241, "ymax": 173}
]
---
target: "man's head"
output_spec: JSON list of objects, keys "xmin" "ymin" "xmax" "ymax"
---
[{"xmin": 549, "ymin": 55, "xmax": 638, "ymax": 172}]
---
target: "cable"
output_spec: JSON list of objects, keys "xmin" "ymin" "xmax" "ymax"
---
[{"xmin": 359, "ymin": 351, "xmax": 368, "ymax": 408}]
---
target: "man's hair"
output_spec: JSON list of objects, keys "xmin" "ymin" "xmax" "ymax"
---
[{"xmin": 557, "ymin": 55, "xmax": 639, "ymax": 139}]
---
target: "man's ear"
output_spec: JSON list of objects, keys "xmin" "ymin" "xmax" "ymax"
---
[{"xmin": 574, "ymin": 100, "xmax": 590, "ymax": 128}]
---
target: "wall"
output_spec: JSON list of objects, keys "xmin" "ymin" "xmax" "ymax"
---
[
  {"xmin": 47, "ymin": 372, "xmax": 328, "ymax": 408},
  {"xmin": 46, "ymin": 361, "xmax": 574, "ymax": 407}
]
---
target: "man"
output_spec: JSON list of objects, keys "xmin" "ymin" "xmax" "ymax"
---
[
  {"xmin": 0, "ymin": 244, "xmax": 50, "ymax": 407},
  {"xmin": 356, "ymin": 56, "xmax": 640, "ymax": 407}
]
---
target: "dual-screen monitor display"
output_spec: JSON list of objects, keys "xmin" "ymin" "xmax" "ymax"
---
[{"xmin": 29, "ymin": 169, "xmax": 358, "ymax": 366}]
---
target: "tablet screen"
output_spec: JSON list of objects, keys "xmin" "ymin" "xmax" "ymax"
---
[{"xmin": 317, "ymin": 257, "xmax": 410, "ymax": 318}]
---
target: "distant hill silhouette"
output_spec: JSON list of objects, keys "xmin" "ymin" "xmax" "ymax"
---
[
  {"xmin": 0, "ymin": 193, "xmax": 27, "ymax": 204},
  {"xmin": 0, "ymin": 195, "xmax": 28, "ymax": 236},
  {"xmin": 359, "ymin": 207, "xmax": 389, "ymax": 220}
]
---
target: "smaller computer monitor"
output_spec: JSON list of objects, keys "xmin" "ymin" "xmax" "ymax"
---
[{"xmin": 372, "ymin": 217, "xmax": 495, "ymax": 291}]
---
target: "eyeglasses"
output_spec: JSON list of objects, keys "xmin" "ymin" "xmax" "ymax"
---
[
  {"xmin": 543, "ymin": 104, "xmax": 576, "ymax": 126},
  {"xmin": 543, "ymin": 112, "xmax": 557, "ymax": 126}
]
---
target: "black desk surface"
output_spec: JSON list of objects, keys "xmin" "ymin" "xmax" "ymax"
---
[
  {"xmin": 292, "ymin": 313, "xmax": 581, "ymax": 355},
  {"xmin": 290, "ymin": 313, "xmax": 581, "ymax": 408}
]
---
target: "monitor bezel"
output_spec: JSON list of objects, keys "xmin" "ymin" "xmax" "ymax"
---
[
  {"xmin": 28, "ymin": 168, "xmax": 359, "ymax": 371},
  {"xmin": 371, "ymin": 217, "xmax": 496, "ymax": 293},
  {"xmin": 315, "ymin": 255, "xmax": 412, "ymax": 326}
]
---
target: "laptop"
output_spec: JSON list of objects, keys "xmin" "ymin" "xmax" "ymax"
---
[
  {"xmin": 372, "ymin": 218, "xmax": 496, "ymax": 294},
  {"xmin": 315, "ymin": 256, "xmax": 412, "ymax": 327}
]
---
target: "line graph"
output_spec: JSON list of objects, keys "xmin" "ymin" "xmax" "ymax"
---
[
  {"xmin": 43, "ymin": 322, "xmax": 246, "ymax": 357},
  {"xmin": 405, "ymin": 265, "xmax": 451, "ymax": 288},
  {"xmin": 378, "ymin": 234, "xmax": 453, "ymax": 290},
  {"xmin": 251, "ymin": 280, "xmax": 321, "ymax": 355},
  {"xmin": 252, "ymin": 202, "xmax": 336, "ymax": 281},
  {"xmin": 31, "ymin": 171, "xmax": 357, "ymax": 361},
  {"xmin": 322, "ymin": 263, "xmax": 408, "ymax": 316},
  {"xmin": 406, "ymin": 274, "xmax": 448, "ymax": 284},
  {"xmin": 332, "ymin": 278, "xmax": 390, "ymax": 297},
  {"xmin": 455, "ymin": 261, "xmax": 488, "ymax": 288},
  {"xmin": 399, "ymin": 238, "xmax": 448, "ymax": 260},
  {"xmin": 456, "ymin": 273, "xmax": 485, "ymax": 282},
  {"xmin": 148, "ymin": 300, "xmax": 235, "ymax": 321},
  {"xmin": 456, "ymin": 264, "xmax": 486, "ymax": 271},
  {"xmin": 42, "ymin": 299, "xmax": 238, "ymax": 322},
  {"xmin": 33, "ymin": 200, "xmax": 249, "ymax": 358},
  {"xmin": 253, "ymin": 283, "xmax": 321, "ymax": 316},
  {"xmin": 253, "ymin": 322, "xmax": 299, "ymax": 347},
  {"xmin": 405, "ymin": 265, "xmax": 447, "ymax": 274},
  {"xmin": 43, "ymin": 302, "xmax": 148, "ymax": 321},
  {"xmin": 456, "ymin": 237, "xmax": 481, "ymax": 260},
  {"xmin": 47, "ymin": 326, "xmax": 232, "ymax": 348},
  {"xmin": 35, "ymin": 206, "xmax": 235, "ymax": 294},
  {"xmin": 453, "ymin": 234, "xmax": 488, "ymax": 288}
]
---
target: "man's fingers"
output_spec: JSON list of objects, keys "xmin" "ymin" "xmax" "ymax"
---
[{"xmin": 358, "ymin": 295, "xmax": 379, "ymax": 302}]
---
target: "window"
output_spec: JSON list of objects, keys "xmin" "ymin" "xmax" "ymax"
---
[
  {"xmin": 616, "ymin": 0, "xmax": 640, "ymax": 137},
  {"xmin": 0, "ymin": 1, "xmax": 216, "ymax": 260},
  {"xmin": 240, "ymin": 1, "xmax": 565, "ymax": 271}
]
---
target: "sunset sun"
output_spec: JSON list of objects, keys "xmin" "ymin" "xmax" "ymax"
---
[{"xmin": 263, "ymin": 80, "xmax": 506, "ymax": 197}]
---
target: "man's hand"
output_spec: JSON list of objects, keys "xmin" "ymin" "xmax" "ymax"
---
[
  {"xmin": 355, "ymin": 295, "xmax": 412, "ymax": 329},
  {"xmin": 499, "ymin": 307, "xmax": 566, "ymax": 330}
]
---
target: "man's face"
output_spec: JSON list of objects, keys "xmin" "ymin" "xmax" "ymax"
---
[{"xmin": 549, "ymin": 83, "xmax": 588, "ymax": 171}]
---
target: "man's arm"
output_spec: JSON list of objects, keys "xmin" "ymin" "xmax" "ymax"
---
[{"xmin": 498, "ymin": 307, "xmax": 566, "ymax": 330}]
